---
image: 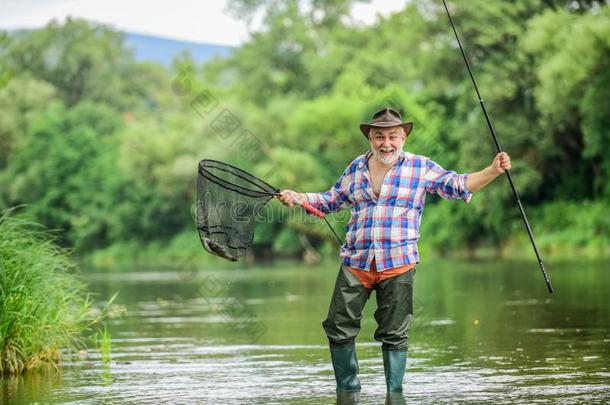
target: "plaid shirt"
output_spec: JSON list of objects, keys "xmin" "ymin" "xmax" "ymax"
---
[{"xmin": 306, "ymin": 150, "xmax": 472, "ymax": 272}]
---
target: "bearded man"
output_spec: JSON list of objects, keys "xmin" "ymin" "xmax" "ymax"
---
[{"xmin": 279, "ymin": 107, "xmax": 511, "ymax": 393}]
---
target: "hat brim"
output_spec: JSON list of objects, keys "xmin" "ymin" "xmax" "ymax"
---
[{"xmin": 360, "ymin": 122, "xmax": 413, "ymax": 138}]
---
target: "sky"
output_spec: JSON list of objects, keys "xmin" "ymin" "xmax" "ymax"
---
[{"xmin": 0, "ymin": 0, "xmax": 408, "ymax": 46}]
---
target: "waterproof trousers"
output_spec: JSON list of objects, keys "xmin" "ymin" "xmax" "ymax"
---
[{"xmin": 322, "ymin": 263, "xmax": 415, "ymax": 351}]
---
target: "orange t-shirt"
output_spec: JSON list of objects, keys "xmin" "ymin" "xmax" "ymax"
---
[{"xmin": 348, "ymin": 259, "xmax": 415, "ymax": 289}]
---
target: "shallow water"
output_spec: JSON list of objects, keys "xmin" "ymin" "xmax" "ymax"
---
[{"xmin": 2, "ymin": 258, "xmax": 609, "ymax": 404}]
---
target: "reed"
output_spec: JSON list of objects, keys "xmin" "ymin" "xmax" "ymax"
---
[
  {"xmin": 0, "ymin": 210, "xmax": 93, "ymax": 374},
  {"xmin": 95, "ymin": 326, "xmax": 112, "ymax": 364}
]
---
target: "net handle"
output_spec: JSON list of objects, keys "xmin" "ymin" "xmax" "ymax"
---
[
  {"xmin": 269, "ymin": 193, "xmax": 326, "ymax": 218},
  {"xmin": 294, "ymin": 200, "xmax": 325, "ymax": 218},
  {"xmin": 285, "ymin": 197, "xmax": 343, "ymax": 244}
]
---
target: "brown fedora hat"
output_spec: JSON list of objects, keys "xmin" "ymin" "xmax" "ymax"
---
[{"xmin": 360, "ymin": 108, "xmax": 413, "ymax": 138}]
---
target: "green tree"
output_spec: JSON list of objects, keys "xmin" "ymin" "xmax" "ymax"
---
[
  {"xmin": 522, "ymin": 6, "xmax": 610, "ymax": 198},
  {"xmin": 0, "ymin": 76, "xmax": 56, "ymax": 171},
  {"xmin": 3, "ymin": 18, "xmax": 165, "ymax": 110},
  {"xmin": 0, "ymin": 102, "xmax": 122, "ymax": 250}
]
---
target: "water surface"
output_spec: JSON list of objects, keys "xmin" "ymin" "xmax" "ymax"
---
[{"xmin": 2, "ymin": 259, "xmax": 609, "ymax": 404}]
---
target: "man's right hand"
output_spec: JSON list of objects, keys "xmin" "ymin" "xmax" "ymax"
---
[{"xmin": 278, "ymin": 190, "xmax": 306, "ymax": 207}]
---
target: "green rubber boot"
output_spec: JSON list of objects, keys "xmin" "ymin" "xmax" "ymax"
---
[
  {"xmin": 382, "ymin": 350, "xmax": 407, "ymax": 393},
  {"xmin": 330, "ymin": 343, "xmax": 361, "ymax": 392}
]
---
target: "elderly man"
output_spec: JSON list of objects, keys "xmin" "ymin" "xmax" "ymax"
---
[{"xmin": 279, "ymin": 107, "xmax": 511, "ymax": 393}]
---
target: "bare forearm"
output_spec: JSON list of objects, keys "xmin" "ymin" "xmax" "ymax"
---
[{"xmin": 466, "ymin": 166, "xmax": 501, "ymax": 193}]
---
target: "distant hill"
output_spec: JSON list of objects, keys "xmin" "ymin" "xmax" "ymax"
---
[
  {"xmin": 7, "ymin": 28, "xmax": 234, "ymax": 66},
  {"xmin": 124, "ymin": 32, "xmax": 234, "ymax": 66}
]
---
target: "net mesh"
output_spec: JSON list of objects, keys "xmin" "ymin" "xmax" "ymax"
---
[{"xmin": 196, "ymin": 159, "xmax": 278, "ymax": 261}]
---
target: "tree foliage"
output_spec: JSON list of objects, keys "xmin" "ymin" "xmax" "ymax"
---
[{"xmin": 0, "ymin": 1, "xmax": 608, "ymax": 258}]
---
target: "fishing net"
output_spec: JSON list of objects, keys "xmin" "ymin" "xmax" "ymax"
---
[{"xmin": 196, "ymin": 159, "xmax": 278, "ymax": 261}]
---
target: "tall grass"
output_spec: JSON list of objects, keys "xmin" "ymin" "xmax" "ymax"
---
[
  {"xmin": 95, "ymin": 325, "xmax": 112, "ymax": 364},
  {"xmin": 0, "ymin": 210, "xmax": 94, "ymax": 374}
]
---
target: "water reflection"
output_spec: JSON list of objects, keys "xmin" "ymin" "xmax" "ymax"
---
[
  {"xmin": 335, "ymin": 392, "xmax": 408, "ymax": 405},
  {"xmin": 1, "ymin": 370, "xmax": 63, "ymax": 404},
  {"xmin": 384, "ymin": 393, "xmax": 407, "ymax": 405}
]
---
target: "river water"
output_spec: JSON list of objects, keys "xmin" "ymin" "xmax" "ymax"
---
[{"xmin": 2, "ymin": 258, "xmax": 609, "ymax": 404}]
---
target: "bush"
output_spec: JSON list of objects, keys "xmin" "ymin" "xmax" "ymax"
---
[
  {"xmin": 531, "ymin": 200, "xmax": 610, "ymax": 257},
  {"xmin": 0, "ymin": 210, "xmax": 93, "ymax": 374}
]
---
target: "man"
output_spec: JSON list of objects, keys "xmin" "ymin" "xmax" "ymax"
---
[{"xmin": 278, "ymin": 107, "xmax": 511, "ymax": 393}]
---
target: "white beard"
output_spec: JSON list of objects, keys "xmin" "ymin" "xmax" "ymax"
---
[{"xmin": 372, "ymin": 147, "xmax": 401, "ymax": 165}]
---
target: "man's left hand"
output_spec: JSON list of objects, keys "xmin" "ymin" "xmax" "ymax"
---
[{"xmin": 491, "ymin": 152, "xmax": 511, "ymax": 174}]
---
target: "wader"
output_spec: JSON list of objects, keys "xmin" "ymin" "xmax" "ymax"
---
[{"xmin": 322, "ymin": 263, "xmax": 414, "ymax": 392}]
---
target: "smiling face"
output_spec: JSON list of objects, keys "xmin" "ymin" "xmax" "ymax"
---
[{"xmin": 368, "ymin": 126, "xmax": 407, "ymax": 166}]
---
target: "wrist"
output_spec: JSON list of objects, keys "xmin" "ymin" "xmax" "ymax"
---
[{"xmin": 487, "ymin": 165, "xmax": 500, "ymax": 176}]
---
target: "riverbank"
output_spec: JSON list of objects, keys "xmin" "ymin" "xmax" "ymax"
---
[{"xmin": 82, "ymin": 223, "xmax": 610, "ymax": 270}]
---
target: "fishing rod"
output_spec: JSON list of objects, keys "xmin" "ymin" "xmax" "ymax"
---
[{"xmin": 441, "ymin": 0, "xmax": 554, "ymax": 293}]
